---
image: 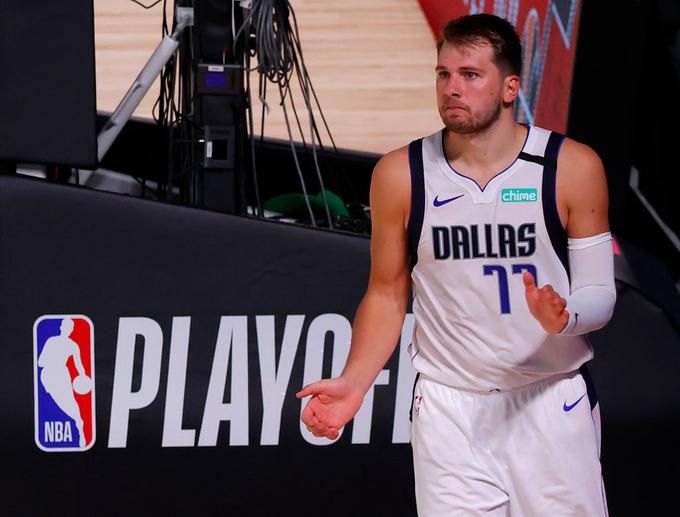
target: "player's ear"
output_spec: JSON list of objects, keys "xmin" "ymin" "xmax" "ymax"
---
[{"xmin": 503, "ymin": 74, "xmax": 520, "ymax": 104}]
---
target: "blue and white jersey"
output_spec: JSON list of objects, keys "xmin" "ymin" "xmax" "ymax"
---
[{"xmin": 407, "ymin": 125, "xmax": 592, "ymax": 391}]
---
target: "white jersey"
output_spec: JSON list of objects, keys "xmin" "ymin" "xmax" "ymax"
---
[{"xmin": 407, "ymin": 125, "xmax": 592, "ymax": 391}]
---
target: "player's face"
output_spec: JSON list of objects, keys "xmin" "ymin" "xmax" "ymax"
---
[{"xmin": 436, "ymin": 42, "xmax": 512, "ymax": 134}]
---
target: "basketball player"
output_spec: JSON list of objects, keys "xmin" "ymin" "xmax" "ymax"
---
[{"xmin": 297, "ymin": 14, "xmax": 615, "ymax": 516}]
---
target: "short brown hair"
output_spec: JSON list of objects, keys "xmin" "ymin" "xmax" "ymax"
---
[{"xmin": 437, "ymin": 14, "xmax": 522, "ymax": 77}]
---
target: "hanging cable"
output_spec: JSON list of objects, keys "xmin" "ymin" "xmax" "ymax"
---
[
  {"xmin": 289, "ymin": 5, "xmax": 338, "ymax": 151},
  {"xmin": 238, "ymin": 0, "xmax": 338, "ymax": 226},
  {"xmin": 243, "ymin": 10, "xmax": 263, "ymax": 218},
  {"xmin": 279, "ymin": 82, "xmax": 317, "ymax": 226}
]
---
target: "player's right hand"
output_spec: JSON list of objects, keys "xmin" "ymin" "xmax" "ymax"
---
[{"xmin": 296, "ymin": 377, "xmax": 365, "ymax": 440}]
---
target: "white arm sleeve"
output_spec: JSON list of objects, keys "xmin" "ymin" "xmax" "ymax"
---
[{"xmin": 559, "ymin": 232, "xmax": 617, "ymax": 335}]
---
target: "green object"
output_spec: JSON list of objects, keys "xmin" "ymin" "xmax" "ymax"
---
[
  {"xmin": 264, "ymin": 190, "xmax": 349, "ymax": 218},
  {"xmin": 501, "ymin": 188, "xmax": 538, "ymax": 202}
]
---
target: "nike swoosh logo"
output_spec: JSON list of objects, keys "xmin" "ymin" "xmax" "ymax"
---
[
  {"xmin": 563, "ymin": 393, "xmax": 586, "ymax": 412},
  {"xmin": 433, "ymin": 194, "xmax": 464, "ymax": 207}
]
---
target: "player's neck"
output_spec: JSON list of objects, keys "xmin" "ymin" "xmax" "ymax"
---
[{"xmin": 443, "ymin": 117, "xmax": 527, "ymax": 173}]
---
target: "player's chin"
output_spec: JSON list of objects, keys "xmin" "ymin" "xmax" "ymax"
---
[{"xmin": 442, "ymin": 118, "xmax": 477, "ymax": 134}]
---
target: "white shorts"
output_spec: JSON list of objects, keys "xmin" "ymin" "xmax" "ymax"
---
[{"xmin": 410, "ymin": 370, "xmax": 608, "ymax": 516}]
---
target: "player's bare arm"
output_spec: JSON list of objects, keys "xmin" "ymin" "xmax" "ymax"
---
[
  {"xmin": 524, "ymin": 138, "xmax": 611, "ymax": 333},
  {"xmin": 296, "ymin": 147, "xmax": 412, "ymax": 439}
]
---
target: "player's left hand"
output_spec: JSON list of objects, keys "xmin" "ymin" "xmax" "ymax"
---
[{"xmin": 522, "ymin": 271, "xmax": 569, "ymax": 333}]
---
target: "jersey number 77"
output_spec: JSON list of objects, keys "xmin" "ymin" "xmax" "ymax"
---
[{"xmin": 483, "ymin": 264, "xmax": 537, "ymax": 314}]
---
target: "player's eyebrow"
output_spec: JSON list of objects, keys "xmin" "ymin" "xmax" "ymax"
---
[
  {"xmin": 435, "ymin": 65, "xmax": 484, "ymax": 72},
  {"xmin": 458, "ymin": 66, "xmax": 484, "ymax": 73}
]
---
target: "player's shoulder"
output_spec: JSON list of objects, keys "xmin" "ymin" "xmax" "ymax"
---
[
  {"xmin": 548, "ymin": 132, "xmax": 608, "ymax": 209},
  {"xmin": 553, "ymin": 134, "xmax": 605, "ymax": 182},
  {"xmin": 532, "ymin": 126, "xmax": 602, "ymax": 167},
  {"xmin": 371, "ymin": 131, "xmax": 436, "ymax": 202},
  {"xmin": 370, "ymin": 145, "xmax": 412, "ymax": 220},
  {"xmin": 374, "ymin": 130, "xmax": 439, "ymax": 171},
  {"xmin": 558, "ymin": 135, "xmax": 602, "ymax": 167},
  {"xmin": 374, "ymin": 145, "xmax": 410, "ymax": 174},
  {"xmin": 371, "ymin": 145, "xmax": 410, "ymax": 192}
]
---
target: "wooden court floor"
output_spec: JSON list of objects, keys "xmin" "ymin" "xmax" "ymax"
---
[{"xmin": 94, "ymin": 0, "xmax": 444, "ymax": 154}]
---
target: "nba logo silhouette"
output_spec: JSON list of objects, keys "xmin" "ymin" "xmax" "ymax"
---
[{"xmin": 33, "ymin": 315, "xmax": 95, "ymax": 451}]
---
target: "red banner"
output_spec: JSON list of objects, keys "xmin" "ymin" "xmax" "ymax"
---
[{"xmin": 418, "ymin": 0, "xmax": 581, "ymax": 133}]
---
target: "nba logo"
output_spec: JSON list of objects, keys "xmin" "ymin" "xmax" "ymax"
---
[{"xmin": 33, "ymin": 315, "xmax": 95, "ymax": 451}]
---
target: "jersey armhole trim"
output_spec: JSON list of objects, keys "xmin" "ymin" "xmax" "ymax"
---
[
  {"xmin": 408, "ymin": 139, "xmax": 425, "ymax": 271},
  {"xmin": 518, "ymin": 151, "xmax": 548, "ymax": 166},
  {"xmin": 541, "ymin": 131, "xmax": 569, "ymax": 280}
]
